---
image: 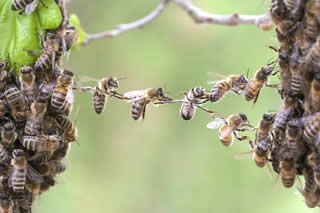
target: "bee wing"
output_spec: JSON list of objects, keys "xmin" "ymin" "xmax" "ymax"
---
[
  {"xmin": 207, "ymin": 80, "xmax": 218, "ymax": 85},
  {"xmin": 78, "ymin": 75, "xmax": 100, "ymax": 84},
  {"xmin": 26, "ymin": 164, "xmax": 44, "ymax": 184},
  {"xmin": 234, "ymin": 150, "xmax": 254, "ymax": 160},
  {"xmin": 219, "ymin": 126, "xmax": 234, "ymax": 141},
  {"xmin": 25, "ymin": 0, "xmax": 40, "ymax": 15},
  {"xmin": 123, "ymin": 90, "xmax": 146, "ymax": 101},
  {"xmin": 253, "ymin": 88, "xmax": 261, "ymax": 104},
  {"xmin": 66, "ymin": 88, "xmax": 74, "ymax": 104},
  {"xmin": 208, "ymin": 72, "xmax": 227, "ymax": 79},
  {"xmin": 206, "ymin": 118, "xmax": 224, "ymax": 129}
]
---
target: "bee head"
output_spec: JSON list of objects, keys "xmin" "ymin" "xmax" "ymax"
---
[
  {"xmin": 239, "ymin": 113, "xmax": 248, "ymax": 122},
  {"xmin": 157, "ymin": 88, "xmax": 165, "ymax": 97},
  {"xmin": 107, "ymin": 77, "xmax": 119, "ymax": 89},
  {"xmin": 239, "ymin": 75, "xmax": 248, "ymax": 84},
  {"xmin": 59, "ymin": 70, "xmax": 74, "ymax": 85},
  {"xmin": 3, "ymin": 121, "xmax": 15, "ymax": 131},
  {"xmin": 193, "ymin": 87, "xmax": 205, "ymax": 97},
  {"xmin": 262, "ymin": 113, "xmax": 275, "ymax": 122}
]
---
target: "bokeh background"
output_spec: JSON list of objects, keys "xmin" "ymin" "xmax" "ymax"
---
[{"xmin": 35, "ymin": 0, "xmax": 318, "ymax": 212}]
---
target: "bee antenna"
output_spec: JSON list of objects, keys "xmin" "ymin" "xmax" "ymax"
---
[{"xmin": 117, "ymin": 77, "xmax": 128, "ymax": 81}]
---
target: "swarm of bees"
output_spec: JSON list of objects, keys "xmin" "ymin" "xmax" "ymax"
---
[{"xmin": 6, "ymin": 0, "xmax": 320, "ymax": 210}]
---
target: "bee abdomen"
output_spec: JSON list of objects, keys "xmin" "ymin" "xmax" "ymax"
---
[
  {"xmin": 93, "ymin": 89, "xmax": 106, "ymax": 114},
  {"xmin": 291, "ymin": 74, "xmax": 302, "ymax": 93},
  {"xmin": 281, "ymin": 176, "xmax": 295, "ymax": 188},
  {"xmin": 210, "ymin": 81, "xmax": 229, "ymax": 102},
  {"xmin": 131, "ymin": 99, "xmax": 145, "ymax": 120},
  {"xmin": 11, "ymin": 0, "xmax": 33, "ymax": 11},
  {"xmin": 255, "ymin": 160, "xmax": 266, "ymax": 168},
  {"xmin": 180, "ymin": 103, "xmax": 196, "ymax": 120},
  {"xmin": 51, "ymin": 87, "xmax": 67, "ymax": 111},
  {"xmin": 304, "ymin": 123, "xmax": 319, "ymax": 140},
  {"xmin": 34, "ymin": 51, "xmax": 53, "ymax": 72},
  {"xmin": 22, "ymin": 136, "xmax": 39, "ymax": 151}
]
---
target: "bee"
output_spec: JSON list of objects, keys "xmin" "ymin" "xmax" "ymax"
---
[
  {"xmin": 123, "ymin": 88, "xmax": 172, "ymax": 120},
  {"xmin": 206, "ymin": 113, "xmax": 254, "ymax": 147},
  {"xmin": 39, "ymin": 160, "xmax": 66, "ymax": 176},
  {"xmin": 306, "ymin": 36, "xmax": 320, "ymax": 67},
  {"xmin": 310, "ymin": 74, "xmax": 320, "ymax": 112},
  {"xmin": 297, "ymin": 186, "xmax": 320, "ymax": 208},
  {"xmin": 279, "ymin": 150, "xmax": 296, "ymax": 188},
  {"xmin": 24, "ymin": 97, "xmax": 47, "ymax": 136},
  {"xmin": 50, "ymin": 143, "xmax": 70, "ymax": 161},
  {"xmin": 176, "ymin": 87, "xmax": 215, "ymax": 120},
  {"xmin": 56, "ymin": 21, "xmax": 78, "ymax": 59},
  {"xmin": 9, "ymin": 149, "xmax": 43, "ymax": 193},
  {"xmin": 245, "ymin": 64, "xmax": 276, "ymax": 103},
  {"xmin": 255, "ymin": 113, "xmax": 275, "ymax": 141},
  {"xmin": 56, "ymin": 114, "xmax": 78, "ymax": 143},
  {"xmin": 274, "ymin": 95, "xmax": 297, "ymax": 131},
  {"xmin": 1, "ymin": 120, "xmax": 18, "ymax": 147},
  {"xmin": 307, "ymin": 152, "xmax": 320, "ymax": 188},
  {"xmin": 5, "ymin": 85, "xmax": 27, "ymax": 122},
  {"xmin": 208, "ymin": 74, "xmax": 248, "ymax": 102},
  {"xmin": 18, "ymin": 191, "xmax": 33, "ymax": 213},
  {"xmin": 286, "ymin": 124, "xmax": 306, "ymax": 160},
  {"xmin": 51, "ymin": 70, "xmax": 74, "ymax": 112},
  {"xmin": 289, "ymin": 42, "xmax": 304, "ymax": 96},
  {"xmin": 21, "ymin": 135, "xmax": 62, "ymax": 152},
  {"xmin": 0, "ymin": 144, "xmax": 10, "ymax": 165},
  {"xmin": 0, "ymin": 192, "xmax": 12, "ymax": 213},
  {"xmin": 19, "ymin": 65, "xmax": 36, "ymax": 103},
  {"xmin": 11, "ymin": 0, "xmax": 46, "ymax": 15},
  {"xmin": 303, "ymin": 165, "xmax": 317, "ymax": 196},
  {"xmin": 0, "ymin": 57, "xmax": 14, "ymax": 92}
]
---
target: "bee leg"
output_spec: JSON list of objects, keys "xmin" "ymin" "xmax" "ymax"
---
[
  {"xmin": 266, "ymin": 83, "xmax": 280, "ymax": 88},
  {"xmin": 39, "ymin": 0, "xmax": 48, "ymax": 8},
  {"xmin": 197, "ymin": 105, "xmax": 216, "ymax": 116},
  {"xmin": 23, "ymin": 49, "xmax": 43, "ymax": 55}
]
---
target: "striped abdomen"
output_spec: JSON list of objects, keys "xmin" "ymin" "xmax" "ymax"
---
[
  {"xmin": 131, "ymin": 98, "xmax": 147, "ymax": 120},
  {"xmin": 254, "ymin": 152, "xmax": 268, "ymax": 168},
  {"xmin": 304, "ymin": 167, "xmax": 316, "ymax": 193},
  {"xmin": 34, "ymin": 50, "xmax": 54, "ymax": 72},
  {"xmin": 51, "ymin": 86, "xmax": 68, "ymax": 111},
  {"xmin": 291, "ymin": 72, "xmax": 302, "ymax": 94},
  {"xmin": 11, "ymin": 0, "xmax": 33, "ymax": 11},
  {"xmin": 218, "ymin": 125, "xmax": 233, "ymax": 147},
  {"xmin": 93, "ymin": 88, "xmax": 106, "ymax": 114},
  {"xmin": 304, "ymin": 120, "xmax": 320, "ymax": 140},
  {"xmin": 245, "ymin": 80, "xmax": 262, "ymax": 101},
  {"xmin": 22, "ymin": 136, "xmax": 41, "ymax": 151},
  {"xmin": 306, "ymin": 39, "xmax": 320, "ymax": 65},
  {"xmin": 5, "ymin": 87, "xmax": 26, "ymax": 121},
  {"xmin": 281, "ymin": 175, "xmax": 295, "ymax": 188},
  {"xmin": 12, "ymin": 169, "xmax": 26, "ymax": 192},
  {"xmin": 180, "ymin": 103, "xmax": 196, "ymax": 120},
  {"xmin": 209, "ymin": 80, "xmax": 230, "ymax": 102}
]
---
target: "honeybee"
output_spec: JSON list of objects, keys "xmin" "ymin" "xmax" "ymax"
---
[
  {"xmin": 9, "ymin": 149, "xmax": 43, "ymax": 193},
  {"xmin": 303, "ymin": 166, "xmax": 317, "ymax": 197},
  {"xmin": 0, "ymin": 144, "xmax": 9, "ymax": 165},
  {"xmin": 289, "ymin": 43, "xmax": 304, "ymax": 96},
  {"xmin": 19, "ymin": 65, "xmax": 36, "ymax": 103},
  {"xmin": 123, "ymin": 88, "xmax": 172, "ymax": 120},
  {"xmin": 11, "ymin": 0, "xmax": 46, "ymax": 15},
  {"xmin": 39, "ymin": 160, "xmax": 66, "ymax": 176},
  {"xmin": 25, "ymin": 97, "xmax": 47, "ymax": 136},
  {"xmin": 245, "ymin": 64, "xmax": 276, "ymax": 103},
  {"xmin": 22, "ymin": 135, "xmax": 61, "ymax": 152},
  {"xmin": 176, "ymin": 87, "xmax": 214, "ymax": 120},
  {"xmin": 0, "ymin": 192, "xmax": 12, "ymax": 213},
  {"xmin": 50, "ymin": 143, "xmax": 70, "ymax": 161},
  {"xmin": 51, "ymin": 70, "xmax": 74, "ymax": 112},
  {"xmin": 297, "ymin": 186, "xmax": 320, "ymax": 208},
  {"xmin": 285, "ymin": 124, "xmax": 306, "ymax": 161},
  {"xmin": 56, "ymin": 114, "xmax": 78, "ymax": 142},
  {"xmin": 306, "ymin": 37, "xmax": 320, "ymax": 67},
  {"xmin": 307, "ymin": 152, "xmax": 320, "ymax": 188},
  {"xmin": 206, "ymin": 113, "xmax": 254, "ymax": 147},
  {"xmin": 208, "ymin": 74, "xmax": 248, "ymax": 102},
  {"xmin": 310, "ymin": 74, "xmax": 320, "ymax": 112},
  {"xmin": 274, "ymin": 95, "xmax": 297, "ymax": 131},
  {"xmin": 236, "ymin": 136, "xmax": 272, "ymax": 168},
  {"xmin": 270, "ymin": 136, "xmax": 281, "ymax": 174},
  {"xmin": 255, "ymin": 113, "xmax": 275, "ymax": 141},
  {"xmin": 1, "ymin": 120, "xmax": 18, "ymax": 147},
  {"xmin": 19, "ymin": 191, "xmax": 33, "ymax": 213},
  {"xmin": 56, "ymin": 21, "xmax": 78, "ymax": 59},
  {"xmin": 5, "ymin": 85, "xmax": 27, "ymax": 122},
  {"xmin": 279, "ymin": 150, "xmax": 296, "ymax": 188},
  {"xmin": 0, "ymin": 57, "xmax": 14, "ymax": 92}
]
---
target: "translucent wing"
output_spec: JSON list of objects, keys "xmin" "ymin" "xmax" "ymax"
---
[
  {"xmin": 208, "ymin": 72, "xmax": 227, "ymax": 79},
  {"xmin": 26, "ymin": 164, "xmax": 44, "ymax": 183},
  {"xmin": 206, "ymin": 118, "xmax": 224, "ymax": 129},
  {"xmin": 66, "ymin": 88, "xmax": 74, "ymax": 105},
  {"xmin": 78, "ymin": 75, "xmax": 100, "ymax": 84},
  {"xmin": 25, "ymin": 0, "xmax": 40, "ymax": 15},
  {"xmin": 123, "ymin": 90, "xmax": 146, "ymax": 99},
  {"xmin": 234, "ymin": 150, "xmax": 254, "ymax": 160}
]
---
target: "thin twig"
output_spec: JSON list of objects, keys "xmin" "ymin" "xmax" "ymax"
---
[
  {"xmin": 171, "ymin": 0, "xmax": 272, "ymax": 30},
  {"xmin": 82, "ymin": 0, "xmax": 170, "ymax": 45},
  {"xmin": 82, "ymin": 0, "xmax": 273, "ymax": 45}
]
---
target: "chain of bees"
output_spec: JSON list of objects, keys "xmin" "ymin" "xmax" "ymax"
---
[{"xmin": 3, "ymin": 0, "xmax": 320, "ymax": 211}]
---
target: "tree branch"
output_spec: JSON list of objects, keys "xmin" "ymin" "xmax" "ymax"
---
[
  {"xmin": 82, "ymin": 0, "xmax": 273, "ymax": 45},
  {"xmin": 82, "ymin": 0, "xmax": 170, "ymax": 45}
]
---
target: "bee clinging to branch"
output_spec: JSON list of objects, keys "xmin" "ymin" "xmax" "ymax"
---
[{"xmin": 206, "ymin": 113, "xmax": 254, "ymax": 147}]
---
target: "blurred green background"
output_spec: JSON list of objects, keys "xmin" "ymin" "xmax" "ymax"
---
[{"xmin": 35, "ymin": 0, "xmax": 318, "ymax": 212}]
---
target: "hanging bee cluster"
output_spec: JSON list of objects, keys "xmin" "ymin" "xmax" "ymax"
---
[{"xmin": 0, "ymin": 2, "xmax": 79, "ymax": 212}]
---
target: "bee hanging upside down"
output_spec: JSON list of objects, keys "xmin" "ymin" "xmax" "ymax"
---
[{"xmin": 206, "ymin": 113, "xmax": 255, "ymax": 147}]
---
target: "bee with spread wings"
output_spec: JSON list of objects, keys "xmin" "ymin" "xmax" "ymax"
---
[
  {"xmin": 122, "ymin": 88, "xmax": 172, "ymax": 120},
  {"xmin": 207, "ymin": 113, "xmax": 254, "ymax": 147}
]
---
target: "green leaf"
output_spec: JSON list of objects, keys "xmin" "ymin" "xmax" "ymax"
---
[
  {"xmin": 69, "ymin": 14, "xmax": 87, "ymax": 51},
  {"xmin": 0, "ymin": 0, "xmax": 62, "ymax": 74}
]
